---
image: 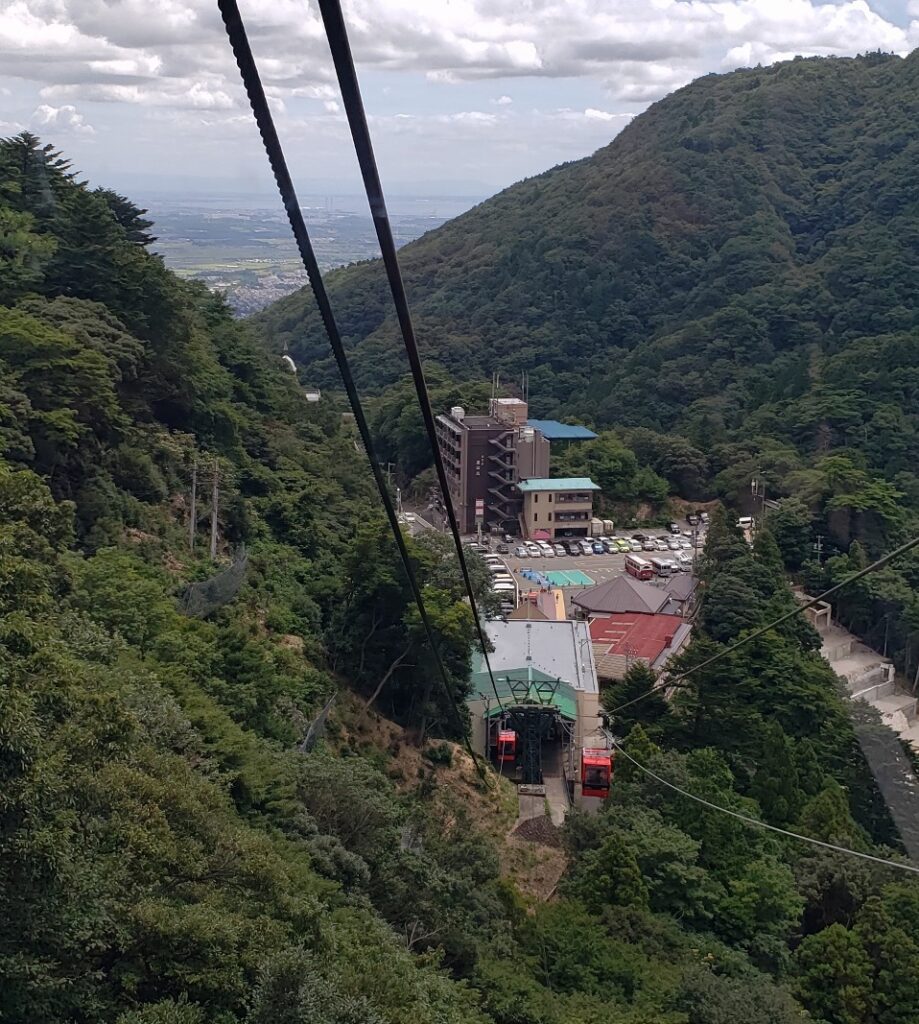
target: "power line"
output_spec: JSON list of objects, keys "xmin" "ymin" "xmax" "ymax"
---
[
  {"xmin": 315, "ymin": 0, "xmax": 506, "ymax": 716},
  {"xmin": 608, "ymin": 736, "xmax": 919, "ymax": 875},
  {"xmin": 607, "ymin": 532, "xmax": 919, "ymax": 718},
  {"xmin": 216, "ymin": 0, "xmax": 489, "ymax": 781}
]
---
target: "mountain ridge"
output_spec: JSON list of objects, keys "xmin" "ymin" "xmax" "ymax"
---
[{"xmin": 255, "ymin": 49, "xmax": 919, "ymax": 428}]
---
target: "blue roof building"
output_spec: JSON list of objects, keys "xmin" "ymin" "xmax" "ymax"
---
[{"xmin": 526, "ymin": 419, "xmax": 597, "ymax": 442}]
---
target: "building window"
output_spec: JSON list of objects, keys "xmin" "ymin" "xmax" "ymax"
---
[
  {"xmin": 533, "ymin": 513, "xmax": 538, "ymax": 523},
  {"xmin": 548, "ymin": 513, "xmax": 552, "ymax": 522},
  {"xmin": 534, "ymin": 493, "xmax": 539, "ymax": 503},
  {"xmin": 549, "ymin": 494, "xmax": 553, "ymax": 502}
]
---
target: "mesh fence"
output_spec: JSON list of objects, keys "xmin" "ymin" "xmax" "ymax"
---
[{"xmin": 179, "ymin": 547, "xmax": 249, "ymax": 618}]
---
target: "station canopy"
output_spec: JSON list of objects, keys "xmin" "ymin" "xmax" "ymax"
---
[{"xmin": 467, "ymin": 665, "xmax": 577, "ymax": 721}]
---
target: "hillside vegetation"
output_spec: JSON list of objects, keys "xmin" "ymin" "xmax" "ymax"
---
[{"xmin": 258, "ymin": 49, "xmax": 919, "ymax": 674}]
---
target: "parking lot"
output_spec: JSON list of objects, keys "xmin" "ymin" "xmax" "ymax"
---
[{"xmin": 477, "ymin": 520, "xmax": 707, "ymax": 609}]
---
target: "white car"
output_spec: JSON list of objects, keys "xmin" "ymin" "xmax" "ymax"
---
[
  {"xmin": 579, "ymin": 540, "xmax": 594, "ymax": 555},
  {"xmin": 491, "ymin": 574, "xmax": 515, "ymax": 587},
  {"xmin": 553, "ymin": 543, "xmax": 566, "ymax": 556},
  {"xmin": 488, "ymin": 562, "xmax": 508, "ymax": 575},
  {"xmin": 678, "ymin": 537, "xmax": 692, "ymax": 549},
  {"xmin": 525, "ymin": 542, "xmax": 542, "ymax": 557},
  {"xmin": 514, "ymin": 545, "xmax": 528, "ymax": 558},
  {"xmin": 484, "ymin": 554, "xmax": 503, "ymax": 565},
  {"xmin": 538, "ymin": 541, "xmax": 555, "ymax": 557},
  {"xmin": 629, "ymin": 539, "xmax": 642, "ymax": 551}
]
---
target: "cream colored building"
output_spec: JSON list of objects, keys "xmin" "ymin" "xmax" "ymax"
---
[{"xmin": 517, "ymin": 477, "xmax": 600, "ymax": 540}]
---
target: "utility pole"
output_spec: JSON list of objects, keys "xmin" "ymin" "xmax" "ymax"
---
[
  {"xmin": 813, "ymin": 534, "xmax": 824, "ymax": 565},
  {"xmin": 209, "ymin": 457, "xmax": 219, "ymax": 560},
  {"xmin": 189, "ymin": 456, "xmax": 197, "ymax": 552},
  {"xmin": 751, "ymin": 477, "xmax": 766, "ymax": 533}
]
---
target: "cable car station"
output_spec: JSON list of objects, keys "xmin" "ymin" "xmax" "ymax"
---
[{"xmin": 466, "ymin": 620, "xmax": 612, "ymax": 811}]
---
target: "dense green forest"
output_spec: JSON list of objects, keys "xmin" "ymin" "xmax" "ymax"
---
[
  {"xmin": 4, "ymin": 106, "xmax": 919, "ymax": 1022},
  {"xmin": 258, "ymin": 50, "xmax": 919, "ymax": 675}
]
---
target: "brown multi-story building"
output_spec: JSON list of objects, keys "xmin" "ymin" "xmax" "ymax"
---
[{"xmin": 435, "ymin": 398, "xmax": 551, "ymax": 534}]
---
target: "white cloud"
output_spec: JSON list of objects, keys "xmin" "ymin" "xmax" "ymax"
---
[
  {"xmin": 1, "ymin": 0, "xmax": 916, "ymax": 110},
  {"xmin": 33, "ymin": 102, "xmax": 95, "ymax": 134},
  {"xmin": 2, "ymin": 0, "xmax": 917, "ymax": 192}
]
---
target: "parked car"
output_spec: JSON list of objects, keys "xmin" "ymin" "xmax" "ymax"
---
[
  {"xmin": 602, "ymin": 539, "xmax": 618, "ymax": 554},
  {"xmin": 654, "ymin": 539, "xmax": 669, "ymax": 550},
  {"xmin": 642, "ymin": 539, "xmax": 656, "ymax": 551},
  {"xmin": 503, "ymin": 533, "xmax": 514, "ymax": 543},
  {"xmin": 616, "ymin": 538, "xmax": 631, "ymax": 552},
  {"xmin": 629, "ymin": 539, "xmax": 642, "ymax": 551},
  {"xmin": 537, "ymin": 541, "xmax": 554, "ymax": 557},
  {"xmin": 565, "ymin": 541, "xmax": 582, "ymax": 556},
  {"xmin": 667, "ymin": 538, "xmax": 681, "ymax": 550},
  {"xmin": 677, "ymin": 552, "xmax": 693, "ymax": 571},
  {"xmin": 700, "ymin": 512, "xmax": 710, "ymax": 524},
  {"xmin": 591, "ymin": 540, "xmax": 605, "ymax": 554},
  {"xmin": 669, "ymin": 522, "xmax": 682, "ymax": 534},
  {"xmin": 496, "ymin": 542, "xmax": 509, "ymax": 554},
  {"xmin": 514, "ymin": 545, "xmax": 528, "ymax": 558},
  {"xmin": 488, "ymin": 563, "xmax": 508, "ymax": 575},
  {"xmin": 678, "ymin": 537, "xmax": 691, "ymax": 549},
  {"xmin": 686, "ymin": 513, "xmax": 699, "ymax": 525},
  {"xmin": 525, "ymin": 542, "xmax": 542, "ymax": 557},
  {"xmin": 579, "ymin": 539, "xmax": 594, "ymax": 555},
  {"xmin": 553, "ymin": 543, "xmax": 566, "ymax": 556}
]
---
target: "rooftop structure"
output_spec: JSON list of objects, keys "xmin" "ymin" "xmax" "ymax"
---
[
  {"xmin": 571, "ymin": 575, "xmax": 670, "ymax": 617},
  {"xmin": 473, "ymin": 618, "xmax": 598, "ymax": 694},
  {"xmin": 526, "ymin": 419, "xmax": 598, "ymax": 441},
  {"xmin": 516, "ymin": 477, "xmax": 600, "ymax": 493},
  {"xmin": 589, "ymin": 612, "xmax": 692, "ymax": 679}
]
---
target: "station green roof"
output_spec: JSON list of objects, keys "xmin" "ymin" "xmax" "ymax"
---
[
  {"xmin": 467, "ymin": 664, "xmax": 578, "ymax": 721},
  {"xmin": 516, "ymin": 477, "xmax": 600, "ymax": 493}
]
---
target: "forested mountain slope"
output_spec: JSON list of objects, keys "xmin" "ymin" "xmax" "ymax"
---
[
  {"xmin": 258, "ymin": 48, "xmax": 919, "ymax": 676},
  {"xmin": 257, "ymin": 50, "xmax": 919, "ymax": 434}
]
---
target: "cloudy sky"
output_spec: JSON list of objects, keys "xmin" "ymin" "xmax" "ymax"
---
[{"xmin": 2, "ymin": 0, "xmax": 918, "ymax": 199}]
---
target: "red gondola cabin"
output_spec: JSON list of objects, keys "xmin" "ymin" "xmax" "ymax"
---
[
  {"xmin": 497, "ymin": 729, "xmax": 517, "ymax": 764},
  {"xmin": 495, "ymin": 729, "xmax": 516, "ymax": 761},
  {"xmin": 581, "ymin": 748, "xmax": 613, "ymax": 798}
]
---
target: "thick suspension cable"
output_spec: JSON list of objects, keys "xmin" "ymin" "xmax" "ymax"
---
[
  {"xmin": 216, "ymin": 0, "xmax": 488, "ymax": 779},
  {"xmin": 608, "ymin": 736, "xmax": 919, "ymax": 875},
  {"xmin": 607, "ymin": 532, "xmax": 919, "ymax": 718},
  {"xmin": 315, "ymin": 0, "xmax": 505, "ymax": 714}
]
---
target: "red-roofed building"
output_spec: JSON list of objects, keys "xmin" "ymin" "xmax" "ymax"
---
[{"xmin": 589, "ymin": 612, "xmax": 692, "ymax": 680}]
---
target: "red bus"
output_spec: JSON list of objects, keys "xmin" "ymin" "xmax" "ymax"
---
[
  {"xmin": 581, "ymin": 748, "xmax": 613, "ymax": 798},
  {"xmin": 625, "ymin": 554, "xmax": 654, "ymax": 580}
]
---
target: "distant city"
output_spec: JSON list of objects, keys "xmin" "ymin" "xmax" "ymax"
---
[{"xmin": 145, "ymin": 193, "xmax": 484, "ymax": 315}]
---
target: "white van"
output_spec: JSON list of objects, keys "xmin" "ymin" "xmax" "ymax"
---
[{"xmin": 677, "ymin": 552, "xmax": 693, "ymax": 571}]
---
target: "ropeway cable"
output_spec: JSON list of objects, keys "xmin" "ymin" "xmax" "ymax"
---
[
  {"xmin": 606, "ymin": 532, "xmax": 919, "ymax": 718},
  {"xmin": 216, "ymin": 0, "xmax": 489, "ymax": 781},
  {"xmin": 608, "ymin": 735, "xmax": 919, "ymax": 875},
  {"xmin": 314, "ymin": 0, "xmax": 507, "ymax": 717}
]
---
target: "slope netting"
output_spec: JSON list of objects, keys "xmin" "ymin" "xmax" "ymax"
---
[{"xmin": 179, "ymin": 547, "xmax": 249, "ymax": 618}]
